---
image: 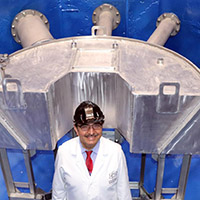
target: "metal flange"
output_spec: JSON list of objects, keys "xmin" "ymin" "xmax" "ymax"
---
[
  {"xmin": 92, "ymin": 4, "xmax": 121, "ymax": 30},
  {"xmin": 156, "ymin": 13, "xmax": 181, "ymax": 36},
  {"xmin": 11, "ymin": 9, "xmax": 50, "ymax": 44}
]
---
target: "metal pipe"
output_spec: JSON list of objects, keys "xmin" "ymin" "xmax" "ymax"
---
[
  {"xmin": 92, "ymin": 4, "xmax": 120, "ymax": 36},
  {"xmin": 147, "ymin": 13, "xmax": 180, "ymax": 46},
  {"xmin": 11, "ymin": 9, "xmax": 53, "ymax": 48}
]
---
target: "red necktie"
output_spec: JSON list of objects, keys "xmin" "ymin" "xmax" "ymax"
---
[{"xmin": 86, "ymin": 151, "xmax": 93, "ymax": 174}]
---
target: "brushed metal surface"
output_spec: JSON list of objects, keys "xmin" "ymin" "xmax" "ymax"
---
[{"xmin": 0, "ymin": 36, "xmax": 199, "ymax": 154}]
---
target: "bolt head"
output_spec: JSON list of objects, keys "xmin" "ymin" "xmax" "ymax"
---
[{"xmin": 157, "ymin": 18, "xmax": 161, "ymax": 22}]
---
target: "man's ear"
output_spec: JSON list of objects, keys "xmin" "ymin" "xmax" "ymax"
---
[{"xmin": 74, "ymin": 125, "xmax": 79, "ymax": 136}]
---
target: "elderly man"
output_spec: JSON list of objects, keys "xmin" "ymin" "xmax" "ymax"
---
[{"xmin": 52, "ymin": 101, "xmax": 132, "ymax": 200}]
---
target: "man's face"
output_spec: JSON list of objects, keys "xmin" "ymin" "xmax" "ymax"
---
[{"xmin": 74, "ymin": 123, "xmax": 103, "ymax": 150}]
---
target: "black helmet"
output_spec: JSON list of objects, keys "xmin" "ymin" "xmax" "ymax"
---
[{"xmin": 73, "ymin": 101, "xmax": 105, "ymax": 126}]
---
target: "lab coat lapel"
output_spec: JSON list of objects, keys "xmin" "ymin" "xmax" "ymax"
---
[
  {"xmin": 73, "ymin": 138, "xmax": 90, "ymax": 179},
  {"xmin": 91, "ymin": 137, "xmax": 107, "ymax": 179}
]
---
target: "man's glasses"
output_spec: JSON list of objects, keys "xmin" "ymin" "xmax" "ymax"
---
[{"xmin": 79, "ymin": 123, "xmax": 102, "ymax": 132}]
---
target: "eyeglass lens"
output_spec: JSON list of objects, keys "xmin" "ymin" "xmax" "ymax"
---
[{"xmin": 80, "ymin": 124, "xmax": 102, "ymax": 131}]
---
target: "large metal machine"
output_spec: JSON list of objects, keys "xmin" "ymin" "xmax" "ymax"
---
[{"xmin": 0, "ymin": 3, "xmax": 199, "ymax": 200}]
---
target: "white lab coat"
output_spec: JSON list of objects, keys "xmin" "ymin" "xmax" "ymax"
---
[{"xmin": 52, "ymin": 136, "xmax": 132, "ymax": 200}]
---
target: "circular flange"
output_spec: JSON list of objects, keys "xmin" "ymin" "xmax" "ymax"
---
[
  {"xmin": 156, "ymin": 13, "xmax": 181, "ymax": 36},
  {"xmin": 11, "ymin": 9, "xmax": 50, "ymax": 44},
  {"xmin": 92, "ymin": 4, "xmax": 121, "ymax": 30}
]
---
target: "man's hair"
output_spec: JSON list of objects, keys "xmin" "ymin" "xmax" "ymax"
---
[{"xmin": 73, "ymin": 101, "xmax": 105, "ymax": 127}]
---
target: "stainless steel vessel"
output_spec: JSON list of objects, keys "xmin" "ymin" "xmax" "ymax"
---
[{"xmin": 0, "ymin": 35, "xmax": 199, "ymax": 154}]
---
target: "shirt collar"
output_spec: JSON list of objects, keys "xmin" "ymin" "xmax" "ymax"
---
[{"xmin": 79, "ymin": 137, "xmax": 100, "ymax": 155}]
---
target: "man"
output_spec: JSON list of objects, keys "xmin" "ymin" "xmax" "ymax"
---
[{"xmin": 52, "ymin": 101, "xmax": 132, "ymax": 200}]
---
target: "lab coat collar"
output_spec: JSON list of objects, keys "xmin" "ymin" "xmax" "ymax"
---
[
  {"xmin": 71, "ymin": 136, "xmax": 108, "ymax": 156},
  {"xmin": 79, "ymin": 137, "xmax": 100, "ymax": 155},
  {"xmin": 72, "ymin": 137, "xmax": 108, "ymax": 179}
]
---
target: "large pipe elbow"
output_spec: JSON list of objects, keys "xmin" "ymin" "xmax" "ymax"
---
[
  {"xmin": 92, "ymin": 4, "xmax": 121, "ymax": 36},
  {"xmin": 147, "ymin": 13, "xmax": 181, "ymax": 46},
  {"xmin": 11, "ymin": 9, "xmax": 53, "ymax": 48}
]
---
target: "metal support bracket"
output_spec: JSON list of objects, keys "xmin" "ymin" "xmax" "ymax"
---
[
  {"xmin": 0, "ymin": 149, "xmax": 45, "ymax": 200},
  {"xmin": 154, "ymin": 154, "xmax": 166, "ymax": 200},
  {"xmin": 138, "ymin": 154, "xmax": 191, "ymax": 200},
  {"xmin": 176, "ymin": 154, "xmax": 192, "ymax": 199}
]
